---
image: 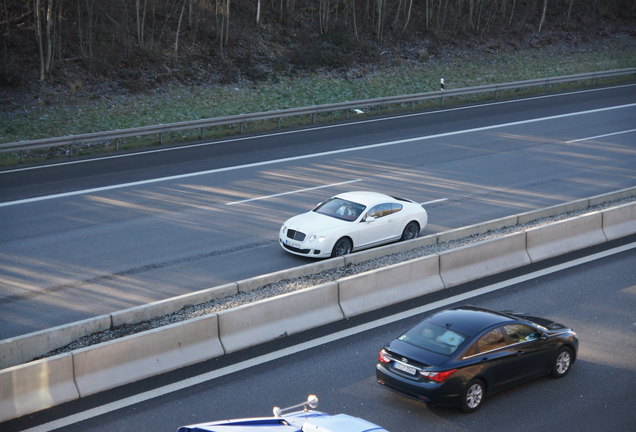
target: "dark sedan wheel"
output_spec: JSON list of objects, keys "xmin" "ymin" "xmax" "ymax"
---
[
  {"xmin": 461, "ymin": 379, "xmax": 485, "ymax": 413},
  {"xmin": 551, "ymin": 347, "xmax": 573, "ymax": 378},
  {"xmin": 400, "ymin": 221, "xmax": 420, "ymax": 241},
  {"xmin": 331, "ymin": 237, "xmax": 353, "ymax": 257}
]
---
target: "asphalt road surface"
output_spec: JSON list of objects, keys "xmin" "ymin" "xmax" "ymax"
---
[
  {"xmin": 1, "ymin": 85, "xmax": 635, "ymax": 338},
  {"xmin": 6, "ymin": 241, "xmax": 635, "ymax": 432}
]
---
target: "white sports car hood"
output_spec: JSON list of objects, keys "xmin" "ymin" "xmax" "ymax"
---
[{"xmin": 284, "ymin": 211, "xmax": 351, "ymax": 235}]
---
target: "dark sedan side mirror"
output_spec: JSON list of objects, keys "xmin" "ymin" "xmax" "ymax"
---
[{"xmin": 541, "ymin": 332, "xmax": 549, "ymax": 340}]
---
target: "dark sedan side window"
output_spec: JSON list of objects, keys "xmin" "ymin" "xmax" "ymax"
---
[
  {"xmin": 463, "ymin": 327, "xmax": 508, "ymax": 358},
  {"xmin": 503, "ymin": 324, "xmax": 540, "ymax": 343}
]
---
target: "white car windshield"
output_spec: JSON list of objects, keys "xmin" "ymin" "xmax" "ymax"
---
[{"xmin": 313, "ymin": 198, "xmax": 366, "ymax": 222}]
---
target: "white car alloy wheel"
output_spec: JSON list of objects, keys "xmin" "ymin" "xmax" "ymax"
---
[
  {"xmin": 401, "ymin": 221, "xmax": 420, "ymax": 241},
  {"xmin": 331, "ymin": 237, "xmax": 352, "ymax": 257}
]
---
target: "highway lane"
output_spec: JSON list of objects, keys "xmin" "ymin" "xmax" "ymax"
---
[
  {"xmin": 7, "ymin": 243, "xmax": 635, "ymax": 432},
  {"xmin": 1, "ymin": 86, "xmax": 635, "ymax": 338}
]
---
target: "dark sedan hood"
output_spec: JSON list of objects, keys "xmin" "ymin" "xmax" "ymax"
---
[{"xmin": 386, "ymin": 339, "xmax": 451, "ymax": 368}]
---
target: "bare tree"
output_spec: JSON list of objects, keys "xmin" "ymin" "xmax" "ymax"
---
[
  {"xmin": 319, "ymin": 0, "xmax": 330, "ymax": 35},
  {"xmin": 538, "ymin": 0, "xmax": 547, "ymax": 32},
  {"xmin": 214, "ymin": 0, "xmax": 230, "ymax": 55},
  {"xmin": 174, "ymin": 0, "xmax": 187, "ymax": 58},
  {"xmin": 375, "ymin": 0, "xmax": 385, "ymax": 40},
  {"xmin": 349, "ymin": 0, "xmax": 358, "ymax": 40},
  {"xmin": 135, "ymin": 0, "xmax": 147, "ymax": 47},
  {"xmin": 33, "ymin": 0, "xmax": 61, "ymax": 80},
  {"xmin": 394, "ymin": 0, "xmax": 413, "ymax": 32}
]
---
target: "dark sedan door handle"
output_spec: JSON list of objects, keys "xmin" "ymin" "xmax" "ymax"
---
[{"xmin": 515, "ymin": 350, "xmax": 525, "ymax": 356}]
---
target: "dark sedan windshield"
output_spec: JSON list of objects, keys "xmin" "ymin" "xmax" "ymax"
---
[
  {"xmin": 399, "ymin": 322, "xmax": 468, "ymax": 356},
  {"xmin": 313, "ymin": 198, "xmax": 366, "ymax": 222}
]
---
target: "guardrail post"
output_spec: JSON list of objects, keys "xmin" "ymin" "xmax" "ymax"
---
[
  {"xmin": 159, "ymin": 133, "xmax": 163, "ymax": 146},
  {"xmin": 311, "ymin": 113, "xmax": 315, "ymax": 124},
  {"xmin": 241, "ymin": 122, "xmax": 245, "ymax": 133},
  {"xmin": 68, "ymin": 144, "xmax": 73, "ymax": 156}
]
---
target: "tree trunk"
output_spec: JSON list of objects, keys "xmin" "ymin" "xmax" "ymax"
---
[
  {"xmin": 403, "ymin": 0, "xmax": 413, "ymax": 33},
  {"xmin": 135, "ymin": 0, "xmax": 147, "ymax": 47},
  {"xmin": 538, "ymin": 0, "xmax": 547, "ymax": 32},
  {"xmin": 350, "ymin": 0, "xmax": 358, "ymax": 40},
  {"xmin": 34, "ymin": 0, "xmax": 45, "ymax": 81},
  {"xmin": 174, "ymin": 0, "xmax": 186, "ymax": 58}
]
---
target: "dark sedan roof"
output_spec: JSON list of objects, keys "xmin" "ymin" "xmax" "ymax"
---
[{"xmin": 426, "ymin": 306, "xmax": 517, "ymax": 336}]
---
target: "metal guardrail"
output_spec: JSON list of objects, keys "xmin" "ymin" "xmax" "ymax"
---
[{"xmin": 2, "ymin": 68, "xmax": 634, "ymax": 155}]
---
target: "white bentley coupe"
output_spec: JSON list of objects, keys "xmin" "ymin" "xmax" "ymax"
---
[{"xmin": 279, "ymin": 191, "xmax": 428, "ymax": 258}]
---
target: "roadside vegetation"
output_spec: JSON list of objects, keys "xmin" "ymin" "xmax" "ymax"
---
[{"xmin": 1, "ymin": 1, "xmax": 634, "ymax": 165}]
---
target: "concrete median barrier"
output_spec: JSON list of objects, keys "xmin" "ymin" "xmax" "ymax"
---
[
  {"xmin": 526, "ymin": 212, "xmax": 606, "ymax": 262},
  {"xmin": 237, "ymin": 259, "xmax": 345, "ymax": 292},
  {"xmin": 73, "ymin": 314, "xmax": 223, "ymax": 397},
  {"xmin": 344, "ymin": 234, "xmax": 438, "ymax": 265},
  {"xmin": 111, "ymin": 283, "xmax": 238, "ymax": 327},
  {"xmin": 0, "ymin": 353, "xmax": 78, "ymax": 423},
  {"xmin": 0, "ymin": 314, "xmax": 112, "ymax": 371},
  {"xmin": 218, "ymin": 282, "xmax": 343, "ymax": 353},
  {"xmin": 338, "ymin": 255, "xmax": 443, "ymax": 318},
  {"xmin": 602, "ymin": 201, "xmax": 636, "ymax": 240},
  {"xmin": 439, "ymin": 232, "xmax": 530, "ymax": 288},
  {"xmin": 589, "ymin": 186, "xmax": 636, "ymax": 206},
  {"xmin": 437, "ymin": 215, "xmax": 519, "ymax": 243},
  {"xmin": 517, "ymin": 198, "xmax": 589, "ymax": 224}
]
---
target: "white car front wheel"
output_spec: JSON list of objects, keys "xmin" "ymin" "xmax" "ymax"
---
[
  {"xmin": 331, "ymin": 237, "xmax": 353, "ymax": 257},
  {"xmin": 400, "ymin": 221, "xmax": 420, "ymax": 241}
]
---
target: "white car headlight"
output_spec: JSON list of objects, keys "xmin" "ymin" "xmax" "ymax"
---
[{"xmin": 308, "ymin": 234, "xmax": 326, "ymax": 243}]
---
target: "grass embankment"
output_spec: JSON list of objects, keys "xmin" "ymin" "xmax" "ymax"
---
[{"xmin": 1, "ymin": 42, "xmax": 635, "ymax": 166}]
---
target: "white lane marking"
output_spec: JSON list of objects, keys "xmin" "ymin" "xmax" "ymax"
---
[
  {"xmin": 225, "ymin": 179, "xmax": 363, "ymax": 205},
  {"xmin": 2, "ymin": 103, "xmax": 635, "ymax": 209},
  {"xmin": 565, "ymin": 128, "xmax": 636, "ymax": 143},
  {"xmin": 421, "ymin": 198, "xmax": 448, "ymax": 205},
  {"xmin": 21, "ymin": 242, "xmax": 636, "ymax": 432},
  {"xmin": 4, "ymin": 84, "xmax": 634, "ymax": 175}
]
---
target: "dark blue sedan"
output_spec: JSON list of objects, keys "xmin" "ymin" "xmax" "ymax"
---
[{"xmin": 376, "ymin": 306, "xmax": 578, "ymax": 412}]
